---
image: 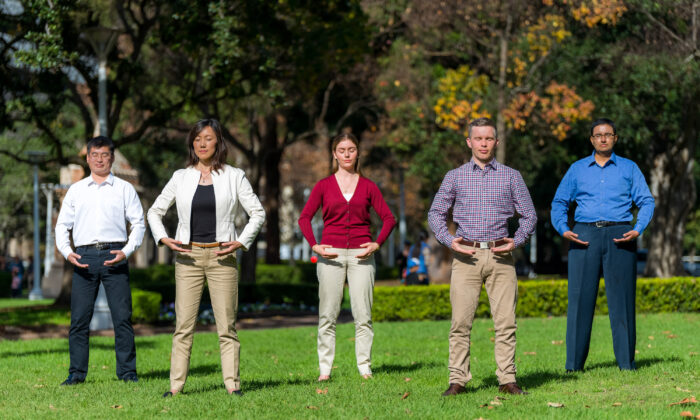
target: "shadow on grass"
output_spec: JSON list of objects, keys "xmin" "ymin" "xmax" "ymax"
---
[
  {"xmin": 0, "ymin": 346, "xmax": 68, "ymax": 358},
  {"xmin": 181, "ymin": 377, "xmax": 312, "ymax": 395},
  {"xmin": 139, "ymin": 364, "xmax": 223, "ymax": 380},
  {"xmin": 473, "ymin": 369, "xmax": 576, "ymax": 392},
  {"xmin": 374, "ymin": 361, "xmax": 441, "ymax": 374},
  {"xmin": 584, "ymin": 355, "xmax": 681, "ymax": 371}
]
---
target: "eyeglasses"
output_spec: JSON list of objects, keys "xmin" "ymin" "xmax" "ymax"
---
[
  {"xmin": 592, "ymin": 133, "xmax": 616, "ymax": 139},
  {"xmin": 89, "ymin": 152, "xmax": 112, "ymax": 159}
]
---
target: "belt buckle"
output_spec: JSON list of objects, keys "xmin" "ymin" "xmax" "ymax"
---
[
  {"xmin": 595, "ymin": 221, "xmax": 605, "ymax": 228},
  {"xmin": 479, "ymin": 242, "xmax": 489, "ymax": 249},
  {"xmin": 94, "ymin": 242, "xmax": 106, "ymax": 250}
]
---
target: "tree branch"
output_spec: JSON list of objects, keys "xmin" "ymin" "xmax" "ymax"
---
[{"xmin": 643, "ymin": 10, "xmax": 693, "ymax": 52}]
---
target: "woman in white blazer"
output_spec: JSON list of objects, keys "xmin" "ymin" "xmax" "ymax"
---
[{"xmin": 148, "ymin": 118, "xmax": 265, "ymax": 397}]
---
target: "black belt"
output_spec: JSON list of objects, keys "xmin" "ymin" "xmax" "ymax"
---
[
  {"xmin": 580, "ymin": 221, "xmax": 630, "ymax": 228},
  {"xmin": 77, "ymin": 242, "xmax": 126, "ymax": 250}
]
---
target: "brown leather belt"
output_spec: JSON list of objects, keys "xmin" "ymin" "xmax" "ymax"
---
[
  {"xmin": 190, "ymin": 241, "xmax": 221, "ymax": 248},
  {"xmin": 460, "ymin": 239, "xmax": 508, "ymax": 249}
]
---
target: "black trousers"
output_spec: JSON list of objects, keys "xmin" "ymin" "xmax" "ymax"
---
[
  {"xmin": 566, "ymin": 223, "xmax": 637, "ymax": 371},
  {"xmin": 68, "ymin": 244, "xmax": 136, "ymax": 380}
]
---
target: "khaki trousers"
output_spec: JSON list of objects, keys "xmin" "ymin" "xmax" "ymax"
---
[
  {"xmin": 316, "ymin": 248, "xmax": 376, "ymax": 376},
  {"xmin": 449, "ymin": 248, "xmax": 518, "ymax": 386},
  {"xmin": 171, "ymin": 245, "xmax": 240, "ymax": 391}
]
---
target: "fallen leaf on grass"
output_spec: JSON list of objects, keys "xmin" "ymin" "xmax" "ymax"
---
[
  {"xmin": 551, "ymin": 340, "xmax": 563, "ymax": 345},
  {"xmin": 680, "ymin": 411, "xmax": 693, "ymax": 418},
  {"xmin": 316, "ymin": 388, "xmax": 328, "ymax": 394},
  {"xmin": 669, "ymin": 397, "xmax": 698, "ymax": 406},
  {"xmin": 401, "ymin": 392, "xmax": 410, "ymax": 400},
  {"xmin": 494, "ymin": 396, "xmax": 506, "ymax": 401},
  {"xmin": 676, "ymin": 387, "xmax": 692, "ymax": 393},
  {"xmin": 34, "ymin": 384, "xmax": 45, "ymax": 388},
  {"xmin": 490, "ymin": 400, "xmax": 502, "ymax": 406},
  {"xmin": 690, "ymin": 352, "xmax": 698, "ymax": 356},
  {"xmin": 547, "ymin": 402, "xmax": 564, "ymax": 408},
  {"xmin": 490, "ymin": 337, "xmax": 495, "ymax": 343},
  {"xmin": 649, "ymin": 336, "xmax": 655, "ymax": 340},
  {"xmin": 49, "ymin": 405, "xmax": 56, "ymax": 410},
  {"xmin": 111, "ymin": 405, "xmax": 122, "ymax": 409},
  {"xmin": 612, "ymin": 402, "xmax": 622, "ymax": 407},
  {"xmin": 306, "ymin": 406, "xmax": 318, "ymax": 410},
  {"xmin": 404, "ymin": 377, "xmax": 411, "ymax": 382},
  {"xmin": 523, "ymin": 352, "xmax": 536, "ymax": 355},
  {"xmin": 663, "ymin": 330, "xmax": 671, "ymax": 334},
  {"xmin": 666, "ymin": 334, "xmax": 677, "ymax": 339}
]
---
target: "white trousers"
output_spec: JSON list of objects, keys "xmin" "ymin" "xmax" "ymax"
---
[{"xmin": 316, "ymin": 248, "xmax": 376, "ymax": 376}]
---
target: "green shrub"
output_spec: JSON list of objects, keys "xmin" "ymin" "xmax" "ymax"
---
[
  {"xmin": 373, "ymin": 277, "xmax": 700, "ymax": 322},
  {"xmin": 131, "ymin": 288, "xmax": 162, "ymax": 323},
  {"xmin": 0, "ymin": 272, "xmax": 11, "ymax": 298},
  {"xmin": 256, "ymin": 264, "xmax": 303, "ymax": 284}
]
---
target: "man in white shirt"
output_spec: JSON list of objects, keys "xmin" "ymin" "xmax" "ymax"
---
[{"xmin": 55, "ymin": 136, "xmax": 145, "ymax": 385}]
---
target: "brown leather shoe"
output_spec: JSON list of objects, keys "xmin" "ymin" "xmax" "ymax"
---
[
  {"xmin": 442, "ymin": 383, "xmax": 467, "ymax": 396},
  {"xmin": 498, "ymin": 382, "xmax": 529, "ymax": 395}
]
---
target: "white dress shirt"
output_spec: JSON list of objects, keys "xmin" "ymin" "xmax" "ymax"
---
[
  {"xmin": 55, "ymin": 173, "xmax": 145, "ymax": 259},
  {"xmin": 147, "ymin": 164, "xmax": 265, "ymax": 250}
]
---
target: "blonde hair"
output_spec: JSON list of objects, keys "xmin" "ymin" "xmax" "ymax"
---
[{"xmin": 331, "ymin": 133, "xmax": 362, "ymax": 175}]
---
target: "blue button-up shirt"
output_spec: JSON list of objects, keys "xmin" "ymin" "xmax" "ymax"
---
[{"xmin": 551, "ymin": 152, "xmax": 655, "ymax": 235}]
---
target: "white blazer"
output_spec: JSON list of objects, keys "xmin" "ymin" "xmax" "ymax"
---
[{"xmin": 147, "ymin": 164, "xmax": 265, "ymax": 250}]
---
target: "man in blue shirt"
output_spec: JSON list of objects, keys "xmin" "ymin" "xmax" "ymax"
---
[{"xmin": 551, "ymin": 118, "xmax": 654, "ymax": 372}]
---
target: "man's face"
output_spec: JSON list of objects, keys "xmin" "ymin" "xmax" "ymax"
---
[
  {"xmin": 590, "ymin": 124, "xmax": 617, "ymax": 155},
  {"xmin": 466, "ymin": 125, "xmax": 499, "ymax": 163},
  {"xmin": 86, "ymin": 145, "xmax": 114, "ymax": 177}
]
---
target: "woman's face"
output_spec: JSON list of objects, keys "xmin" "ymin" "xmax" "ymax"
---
[
  {"xmin": 193, "ymin": 126, "xmax": 217, "ymax": 162},
  {"xmin": 333, "ymin": 139, "xmax": 358, "ymax": 172}
]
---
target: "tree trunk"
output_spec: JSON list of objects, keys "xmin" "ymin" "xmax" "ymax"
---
[
  {"xmin": 495, "ymin": 9, "xmax": 512, "ymax": 164},
  {"xmin": 261, "ymin": 113, "xmax": 282, "ymax": 264},
  {"xmin": 645, "ymin": 97, "xmax": 698, "ymax": 277}
]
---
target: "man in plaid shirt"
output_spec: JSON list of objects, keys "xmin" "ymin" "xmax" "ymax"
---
[{"xmin": 428, "ymin": 117, "xmax": 537, "ymax": 397}]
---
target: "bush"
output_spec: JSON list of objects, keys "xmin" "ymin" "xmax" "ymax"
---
[
  {"xmin": 256, "ymin": 264, "xmax": 304, "ymax": 284},
  {"xmin": 372, "ymin": 277, "xmax": 700, "ymax": 322},
  {"xmin": 0, "ymin": 271, "xmax": 11, "ymax": 298},
  {"xmin": 131, "ymin": 288, "xmax": 162, "ymax": 323}
]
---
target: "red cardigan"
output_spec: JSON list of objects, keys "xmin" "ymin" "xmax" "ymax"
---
[{"xmin": 298, "ymin": 175, "xmax": 396, "ymax": 249}]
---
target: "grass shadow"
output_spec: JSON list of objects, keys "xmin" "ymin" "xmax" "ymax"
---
[
  {"xmin": 182, "ymin": 377, "xmax": 311, "ymax": 395},
  {"xmin": 374, "ymin": 361, "xmax": 440, "ymax": 374},
  {"xmin": 585, "ymin": 355, "xmax": 682, "ymax": 371},
  {"xmin": 0, "ymin": 346, "xmax": 69, "ymax": 358},
  {"xmin": 140, "ymin": 364, "xmax": 223, "ymax": 380},
  {"xmin": 472, "ymin": 369, "xmax": 576, "ymax": 392}
]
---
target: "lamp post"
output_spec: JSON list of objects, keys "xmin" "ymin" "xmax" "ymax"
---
[
  {"xmin": 40, "ymin": 183, "xmax": 55, "ymax": 280},
  {"xmin": 84, "ymin": 26, "xmax": 119, "ymax": 330},
  {"xmin": 27, "ymin": 151, "xmax": 47, "ymax": 300}
]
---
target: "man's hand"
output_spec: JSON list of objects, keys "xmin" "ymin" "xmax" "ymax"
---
[
  {"xmin": 613, "ymin": 230, "xmax": 639, "ymax": 243},
  {"xmin": 214, "ymin": 241, "xmax": 243, "ymax": 256},
  {"xmin": 104, "ymin": 250, "xmax": 126, "ymax": 266},
  {"xmin": 563, "ymin": 231, "xmax": 589, "ymax": 246},
  {"xmin": 161, "ymin": 238, "xmax": 191, "ymax": 252},
  {"xmin": 451, "ymin": 237, "xmax": 476, "ymax": 256},
  {"xmin": 312, "ymin": 244, "xmax": 339, "ymax": 259},
  {"xmin": 68, "ymin": 252, "xmax": 88, "ymax": 268},
  {"xmin": 491, "ymin": 238, "xmax": 515, "ymax": 254},
  {"xmin": 356, "ymin": 242, "xmax": 379, "ymax": 259}
]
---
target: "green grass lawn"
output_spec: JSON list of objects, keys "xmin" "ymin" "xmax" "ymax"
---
[
  {"xmin": 0, "ymin": 298, "xmax": 54, "ymax": 310},
  {"xmin": 0, "ymin": 313, "xmax": 698, "ymax": 419}
]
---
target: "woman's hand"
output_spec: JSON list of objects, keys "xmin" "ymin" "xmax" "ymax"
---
[
  {"xmin": 161, "ymin": 238, "xmax": 190, "ymax": 252},
  {"xmin": 312, "ymin": 244, "xmax": 339, "ymax": 259},
  {"xmin": 215, "ymin": 241, "xmax": 244, "ymax": 256},
  {"xmin": 356, "ymin": 242, "xmax": 379, "ymax": 260}
]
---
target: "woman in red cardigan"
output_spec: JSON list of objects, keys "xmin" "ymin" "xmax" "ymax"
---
[{"xmin": 298, "ymin": 133, "xmax": 396, "ymax": 381}]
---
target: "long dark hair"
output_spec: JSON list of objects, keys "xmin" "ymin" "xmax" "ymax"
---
[
  {"xmin": 186, "ymin": 118, "xmax": 228, "ymax": 173},
  {"xmin": 331, "ymin": 133, "xmax": 362, "ymax": 175}
]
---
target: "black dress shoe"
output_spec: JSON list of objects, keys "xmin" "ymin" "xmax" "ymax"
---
[
  {"xmin": 229, "ymin": 390, "xmax": 243, "ymax": 396},
  {"xmin": 122, "ymin": 373, "xmax": 139, "ymax": 383},
  {"xmin": 163, "ymin": 391, "xmax": 173, "ymax": 398},
  {"xmin": 442, "ymin": 383, "xmax": 467, "ymax": 396},
  {"xmin": 60, "ymin": 374, "xmax": 85, "ymax": 386}
]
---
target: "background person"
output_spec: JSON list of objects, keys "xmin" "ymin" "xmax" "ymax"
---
[
  {"xmin": 55, "ymin": 136, "xmax": 145, "ymax": 386},
  {"xmin": 428, "ymin": 117, "xmax": 536, "ymax": 396},
  {"xmin": 148, "ymin": 118, "xmax": 265, "ymax": 397},
  {"xmin": 298, "ymin": 133, "xmax": 396, "ymax": 381},
  {"xmin": 405, "ymin": 231, "xmax": 430, "ymax": 285},
  {"xmin": 551, "ymin": 118, "xmax": 655, "ymax": 372}
]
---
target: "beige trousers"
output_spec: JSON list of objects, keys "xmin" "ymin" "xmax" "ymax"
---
[
  {"xmin": 448, "ymin": 248, "xmax": 518, "ymax": 386},
  {"xmin": 171, "ymin": 245, "xmax": 240, "ymax": 392},
  {"xmin": 316, "ymin": 248, "xmax": 376, "ymax": 376}
]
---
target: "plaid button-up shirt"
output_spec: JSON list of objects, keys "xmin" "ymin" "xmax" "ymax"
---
[{"xmin": 428, "ymin": 159, "xmax": 537, "ymax": 248}]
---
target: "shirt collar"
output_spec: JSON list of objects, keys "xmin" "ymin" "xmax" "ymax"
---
[
  {"xmin": 586, "ymin": 151, "xmax": 618, "ymax": 167},
  {"xmin": 468, "ymin": 158, "xmax": 498, "ymax": 171},
  {"xmin": 88, "ymin": 172, "xmax": 115, "ymax": 186}
]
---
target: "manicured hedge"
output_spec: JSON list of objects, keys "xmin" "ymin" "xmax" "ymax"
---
[
  {"xmin": 131, "ymin": 288, "xmax": 162, "ymax": 323},
  {"xmin": 373, "ymin": 277, "xmax": 700, "ymax": 321},
  {"xmin": 0, "ymin": 271, "xmax": 11, "ymax": 298}
]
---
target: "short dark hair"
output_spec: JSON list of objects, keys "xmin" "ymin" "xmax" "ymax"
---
[
  {"xmin": 468, "ymin": 117, "xmax": 497, "ymax": 139},
  {"xmin": 186, "ymin": 118, "xmax": 228, "ymax": 173},
  {"xmin": 86, "ymin": 136, "xmax": 115, "ymax": 154},
  {"xmin": 590, "ymin": 118, "xmax": 617, "ymax": 136}
]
